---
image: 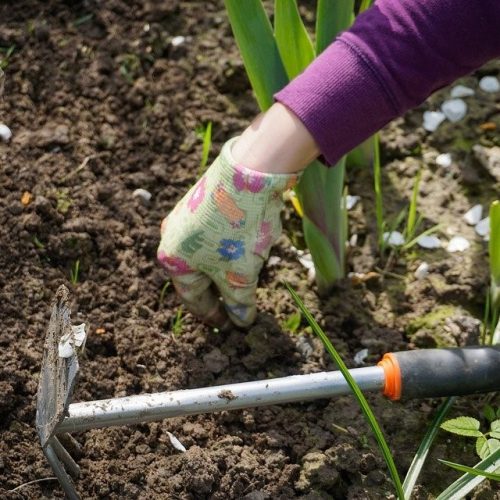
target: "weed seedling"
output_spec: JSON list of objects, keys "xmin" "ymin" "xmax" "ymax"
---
[
  {"xmin": 0, "ymin": 45, "xmax": 15, "ymax": 70},
  {"xmin": 70, "ymin": 260, "xmax": 80, "ymax": 285},
  {"xmin": 196, "ymin": 121, "xmax": 212, "ymax": 177},
  {"xmin": 119, "ymin": 54, "xmax": 141, "ymax": 84},
  {"xmin": 159, "ymin": 280, "xmax": 170, "ymax": 306},
  {"xmin": 33, "ymin": 236, "xmax": 45, "ymax": 249},
  {"xmin": 171, "ymin": 307, "xmax": 184, "ymax": 337},
  {"xmin": 282, "ymin": 309, "xmax": 302, "ymax": 334}
]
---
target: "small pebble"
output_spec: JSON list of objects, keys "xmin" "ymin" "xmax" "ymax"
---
[
  {"xmin": 417, "ymin": 235, "xmax": 442, "ymax": 249},
  {"xmin": 383, "ymin": 231, "xmax": 405, "ymax": 246},
  {"xmin": 450, "ymin": 85, "xmax": 475, "ymax": 98},
  {"xmin": 479, "ymin": 76, "xmax": 500, "ymax": 93},
  {"xmin": 423, "ymin": 111, "xmax": 446, "ymax": 132},
  {"xmin": 171, "ymin": 36, "xmax": 186, "ymax": 47},
  {"xmin": 474, "ymin": 217, "xmax": 490, "ymax": 238},
  {"xmin": 441, "ymin": 99, "xmax": 467, "ymax": 123},
  {"xmin": 132, "ymin": 188, "xmax": 152, "ymax": 202},
  {"xmin": 436, "ymin": 153, "xmax": 452, "ymax": 167},
  {"xmin": 354, "ymin": 348, "xmax": 369, "ymax": 366},
  {"xmin": 346, "ymin": 195, "xmax": 360, "ymax": 210},
  {"xmin": 414, "ymin": 262, "xmax": 429, "ymax": 280},
  {"xmin": 463, "ymin": 204, "xmax": 483, "ymax": 225},
  {"xmin": 0, "ymin": 123, "xmax": 12, "ymax": 142},
  {"xmin": 447, "ymin": 236, "xmax": 470, "ymax": 253}
]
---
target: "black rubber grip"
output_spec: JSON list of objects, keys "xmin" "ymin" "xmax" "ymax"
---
[{"xmin": 392, "ymin": 347, "xmax": 500, "ymax": 399}]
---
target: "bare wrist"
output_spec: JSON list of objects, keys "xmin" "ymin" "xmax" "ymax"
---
[{"xmin": 231, "ymin": 103, "xmax": 320, "ymax": 174}]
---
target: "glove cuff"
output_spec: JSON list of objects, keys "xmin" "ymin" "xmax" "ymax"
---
[{"xmin": 214, "ymin": 137, "xmax": 300, "ymax": 195}]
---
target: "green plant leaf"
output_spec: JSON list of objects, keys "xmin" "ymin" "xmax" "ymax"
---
[
  {"xmin": 490, "ymin": 419, "xmax": 500, "ymax": 439},
  {"xmin": 477, "ymin": 437, "xmax": 500, "ymax": 460},
  {"xmin": 286, "ymin": 283, "xmax": 404, "ymax": 499},
  {"xmin": 274, "ymin": 0, "xmax": 315, "ymax": 79},
  {"xmin": 403, "ymin": 397, "xmax": 455, "ymax": 498},
  {"xmin": 224, "ymin": 0, "xmax": 288, "ymax": 110},
  {"xmin": 484, "ymin": 404, "xmax": 496, "ymax": 423},
  {"xmin": 441, "ymin": 417, "xmax": 482, "ymax": 437},
  {"xmin": 316, "ymin": 0, "xmax": 354, "ymax": 54},
  {"xmin": 476, "ymin": 436, "xmax": 487, "ymax": 459}
]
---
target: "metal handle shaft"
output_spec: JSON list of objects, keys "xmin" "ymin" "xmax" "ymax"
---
[{"xmin": 57, "ymin": 366, "xmax": 385, "ymax": 434}]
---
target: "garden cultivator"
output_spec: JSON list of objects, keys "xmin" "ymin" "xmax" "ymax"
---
[{"xmin": 37, "ymin": 286, "xmax": 500, "ymax": 499}]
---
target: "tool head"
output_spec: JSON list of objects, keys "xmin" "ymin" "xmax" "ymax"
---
[{"xmin": 36, "ymin": 285, "xmax": 80, "ymax": 447}]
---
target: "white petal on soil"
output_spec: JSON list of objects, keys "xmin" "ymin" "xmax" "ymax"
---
[
  {"xmin": 414, "ymin": 262, "xmax": 430, "ymax": 280},
  {"xmin": 349, "ymin": 233, "xmax": 358, "ymax": 247},
  {"xmin": 58, "ymin": 332, "xmax": 75, "ymax": 358},
  {"xmin": 171, "ymin": 36, "xmax": 186, "ymax": 47},
  {"xmin": 167, "ymin": 431, "xmax": 187, "ymax": 453},
  {"xmin": 267, "ymin": 256, "xmax": 281, "ymax": 267},
  {"xmin": 475, "ymin": 217, "xmax": 490, "ymax": 237},
  {"xmin": 447, "ymin": 236, "xmax": 470, "ymax": 253},
  {"xmin": 307, "ymin": 266, "xmax": 316, "ymax": 282},
  {"xmin": 0, "ymin": 123, "xmax": 12, "ymax": 142},
  {"xmin": 441, "ymin": 99, "xmax": 467, "ymax": 123},
  {"xmin": 354, "ymin": 348, "xmax": 369, "ymax": 366},
  {"xmin": 132, "ymin": 188, "xmax": 152, "ymax": 202},
  {"xmin": 479, "ymin": 76, "xmax": 500, "ymax": 93},
  {"xmin": 435, "ymin": 153, "xmax": 452, "ymax": 167},
  {"xmin": 450, "ymin": 85, "xmax": 475, "ymax": 98},
  {"xmin": 417, "ymin": 235, "xmax": 442, "ymax": 249},
  {"xmin": 423, "ymin": 111, "xmax": 446, "ymax": 132},
  {"xmin": 383, "ymin": 231, "xmax": 405, "ymax": 246},
  {"xmin": 463, "ymin": 204, "xmax": 483, "ymax": 225},
  {"xmin": 346, "ymin": 195, "xmax": 360, "ymax": 210},
  {"xmin": 298, "ymin": 253, "xmax": 314, "ymax": 270},
  {"xmin": 72, "ymin": 323, "xmax": 87, "ymax": 347}
]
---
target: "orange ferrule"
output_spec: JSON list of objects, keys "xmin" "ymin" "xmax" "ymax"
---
[{"xmin": 378, "ymin": 353, "xmax": 402, "ymax": 400}]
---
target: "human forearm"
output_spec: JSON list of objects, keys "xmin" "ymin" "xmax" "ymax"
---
[{"xmin": 275, "ymin": 0, "xmax": 500, "ymax": 166}]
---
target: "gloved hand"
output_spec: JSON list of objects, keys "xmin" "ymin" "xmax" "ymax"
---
[{"xmin": 157, "ymin": 137, "xmax": 299, "ymax": 328}]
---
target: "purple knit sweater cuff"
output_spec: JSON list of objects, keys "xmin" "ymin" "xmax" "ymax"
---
[{"xmin": 275, "ymin": 39, "xmax": 395, "ymax": 167}]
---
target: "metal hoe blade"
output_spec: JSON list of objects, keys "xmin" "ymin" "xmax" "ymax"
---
[{"xmin": 36, "ymin": 285, "xmax": 80, "ymax": 499}]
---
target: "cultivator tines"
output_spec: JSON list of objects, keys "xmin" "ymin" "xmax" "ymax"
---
[{"xmin": 37, "ymin": 287, "xmax": 500, "ymax": 499}]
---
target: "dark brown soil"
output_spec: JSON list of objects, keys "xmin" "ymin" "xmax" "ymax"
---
[{"xmin": 0, "ymin": 1, "xmax": 499, "ymax": 499}]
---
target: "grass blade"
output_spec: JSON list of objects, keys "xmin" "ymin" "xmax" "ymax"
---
[
  {"xmin": 436, "ymin": 448, "xmax": 500, "ymax": 499},
  {"xmin": 402, "ymin": 223, "xmax": 441, "ymax": 251},
  {"xmin": 438, "ymin": 459, "xmax": 500, "ymax": 481},
  {"xmin": 489, "ymin": 201, "xmax": 500, "ymax": 308},
  {"xmin": 224, "ymin": 0, "xmax": 288, "ymax": 110},
  {"xmin": 274, "ymin": 0, "xmax": 315, "ymax": 79},
  {"xmin": 316, "ymin": 0, "xmax": 354, "ymax": 54},
  {"xmin": 286, "ymin": 283, "xmax": 404, "ymax": 499},
  {"xmin": 373, "ymin": 133, "xmax": 385, "ymax": 250},
  {"xmin": 403, "ymin": 397, "xmax": 456, "ymax": 497},
  {"xmin": 406, "ymin": 169, "xmax": 422, "ymax": 241}
]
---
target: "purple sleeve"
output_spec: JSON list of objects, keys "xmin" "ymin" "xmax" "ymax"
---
[{"xmin": 274, "ymin": 0, "xmax": 500, "ymax": 166}]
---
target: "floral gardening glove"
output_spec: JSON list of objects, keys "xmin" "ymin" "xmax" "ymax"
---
[{"xmin": 157, "ymin": 137, "xmax": 299, "ymax": 328}]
